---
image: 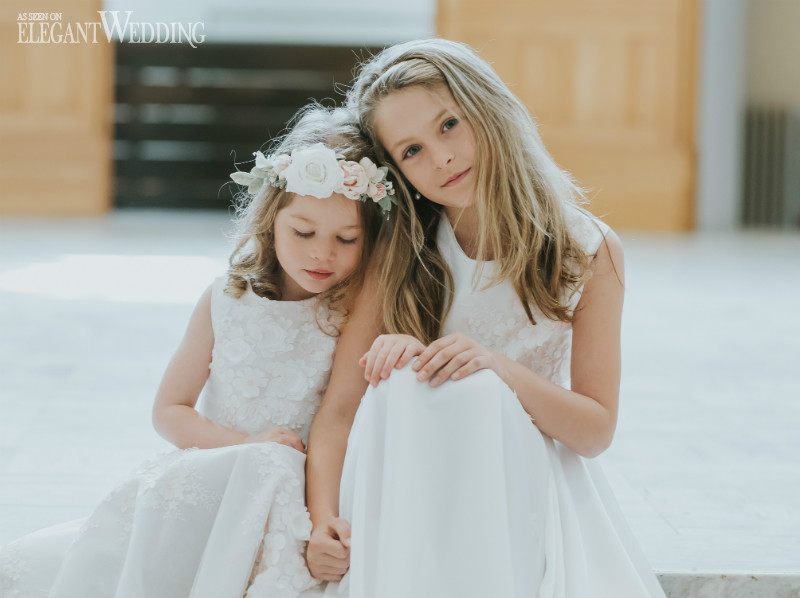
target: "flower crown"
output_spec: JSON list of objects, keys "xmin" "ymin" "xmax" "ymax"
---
[{"xmin": 230, "ymin": 143, "xmax": 396, "ymax": 214}]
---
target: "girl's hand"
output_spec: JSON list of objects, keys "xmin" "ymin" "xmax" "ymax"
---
[
  {"xmin": 306, "ymin": 517, "xmax": 351, "ymax": 581},
  {"xmin": 359, "ymin": 334, "xmax": 426, "ymax": 387},
  {"xmin": 412, "ymin": 333, "xmax": 507, "ymax": 387},
  {"xmin": 244, "ymin": 428, "xmax": 306, "ymax": 453}
]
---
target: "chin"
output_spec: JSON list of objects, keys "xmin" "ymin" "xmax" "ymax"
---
[{"xmin": 307, "ymin": 279, "xmax": 337, "ymax": 294}]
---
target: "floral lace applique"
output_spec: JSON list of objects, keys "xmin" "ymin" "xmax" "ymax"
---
[
  {"xmin": 235, "ymin": 445, "xmax": 319, "ymax": 598},
  {"xmin": 200, "ymin": 280, "xmax": 336, "ymax": 439},
  {"xmin": 0, "ymin": 544, "xmax": 26, "ymax": 598},
  {"xmin": 137, "ymin": 451, "xmax": 222, "ymax": 519}
]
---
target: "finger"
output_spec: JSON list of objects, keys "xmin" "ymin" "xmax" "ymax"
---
[
  {"xmin": 370, "ymin": 346, "xmax": 393, "ymax": 387},
  {"xmin": 361, "ymin": 342, "xmax": 377, "ymax": 381},
  {"xmin": 430, "ymin": 350, "xmax": 477, "ymax": 386},
  {"xmin": 278, "ymin": 430, "xmax": 305, "ymax": 453},
  {"xmin": 312, "ymin": 544, "xmax": 349, "ymax": 563},
  {"xmin": 362, "ymin": 337, "xmax": 384, "ymax": 383},
  {"xmin": 315, "ymin": 534, "xmax": 349, "ymax": 559},
  {"xmin": 313, "ymin": 568, "xmax": 346, "ymax": 582},
  {"xmin": 411, "ymin": 337, "xmax": 448, "ymax": 371},
  {"xmin": 380, "ymin": 343, "xmax": 406, "ymax": 379},
  {"xmin": 330, "ymin": 517, "xmax": 352, "ymax": 548},
  {"xmin": 396, "ymin": 343, "xmax": 421, "ymax": 369},
  {"xmin": 417, "ymin": 342, "xmax": 464, "ymax": 381},
  {"xmin": 320, "ymin": 543, "xmax": 349, "ymax": 559},
  {"xmin": 413, "ymin": 336, "xmax": 455, "ymax": 373},
  {"xmin": 412, "ymin": 341, "xmax": 438, "ymax": 371},
  {"xmin": 451, "ymin": 357, "xmax": 488, "ymax": 381},
  {"xmin": 290, "ymin": 433, "xmax": 306, "ymax": 453},
  {"xmin": 317, "ymin": 562, "xmax": 349, "ymax": 574}
]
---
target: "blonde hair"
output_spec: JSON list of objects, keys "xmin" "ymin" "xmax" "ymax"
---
[
  {"xmin": 226, "ymin": 105, "xmax": 383, "ymax": 332},
  {"xmin": 347, "ymin": 39, "xmax": 594, "ymax": 344}
]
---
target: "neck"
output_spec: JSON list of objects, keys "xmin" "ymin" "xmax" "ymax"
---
[
  {"xmin": 445, "ymin": 205, "xmax": 486, "ymax": 260},
  {"xmin": 280, "ymin": 271, "xmax": 315, "ymax": 302}
]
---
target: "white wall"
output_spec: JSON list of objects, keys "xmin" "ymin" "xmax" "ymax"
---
[
  {"xmin": 102, "ymin": 0, "xmax": 436, "ymax": 46},
  {"xmin": 695, "ymin": 0, "xmax": 747, "ymax": 230}
]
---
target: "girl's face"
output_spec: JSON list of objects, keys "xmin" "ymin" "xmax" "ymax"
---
[
  {"xmin": 273, "ymin": 193, "xmax": 364, "ymax": 301},
  {"xmin": 373, "ymin": 84, "xmax": 477, "ymax": 216}
]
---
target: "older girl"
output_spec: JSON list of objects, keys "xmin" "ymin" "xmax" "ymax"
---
[{"xmin": 305, "ymin": 40, "xmax": 665, "ymax": 597}]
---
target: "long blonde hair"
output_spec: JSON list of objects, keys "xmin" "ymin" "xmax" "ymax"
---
[
  {"xmin": 347, "ymin": 39, "xmax": 594, "ymax": 344},
  {"xmin": 227, "ymin": 105, "xmax": 383, "ymax": 332}
]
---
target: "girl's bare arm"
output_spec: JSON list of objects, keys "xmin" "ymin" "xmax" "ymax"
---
[
  {"xmin": 496, "ymin": 230, "xmax": 625, "ymax": 457},
  {"xmin": 305, "ymin": 272, "xmax": 382, "ymax": 579}
]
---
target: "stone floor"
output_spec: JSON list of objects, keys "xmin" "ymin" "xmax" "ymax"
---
[{"xmin": 0, "ymin": 210, "xmax": 799, "ymax": 595}]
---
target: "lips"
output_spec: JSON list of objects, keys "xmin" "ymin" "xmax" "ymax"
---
[
  {"xmin": 305, "ymin": 269, "xmax": 333, "ymax": 280},
  {"xmin": 443, "ymin": 168, "xmax": 471, "ymax": 187}
]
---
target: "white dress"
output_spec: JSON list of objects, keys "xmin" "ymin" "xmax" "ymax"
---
[
  {"xmin": 0, "ymin": 277, "xmax": 335, "ymax": 598},
  {"xmin": 324, "ymin": 208, "xmax": 667, "ymax": 598}
]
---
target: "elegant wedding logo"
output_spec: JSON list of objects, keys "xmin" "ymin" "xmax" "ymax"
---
[{"xmin": 17, "ymin": 11, "xmax": 206, "ymax": 47}]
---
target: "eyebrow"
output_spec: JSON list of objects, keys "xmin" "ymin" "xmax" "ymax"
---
[{"xmin": 389, "ymin": 108, "xmax": 450, "ymax": 155}]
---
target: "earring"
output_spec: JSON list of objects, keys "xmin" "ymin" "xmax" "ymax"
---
[{"xmin": 414, "ymin": 192, "xmax": 421, "ymax": 201}]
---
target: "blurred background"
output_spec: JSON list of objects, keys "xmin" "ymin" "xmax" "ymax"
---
[
  {"xmin": 1, "ymin": 1, "xmax": 799, "ymax": 595},
  {"xmin": 1, "ymin": 0, "xmax": 798, "ymax": 228}
]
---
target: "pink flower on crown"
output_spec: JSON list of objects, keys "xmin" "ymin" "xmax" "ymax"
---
[
  {"xmin": 359, "ymin": 157, "xmax": 379, "ymax": 182},
  {"xmin": 337, "ymin": 161, "xmax": 370, "ymax": 200},
  {"xmin": 368, "ymin": 182, "xmax": 387, "ymax": 202}
]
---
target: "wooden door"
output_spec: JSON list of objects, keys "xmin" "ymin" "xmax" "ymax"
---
[
  {"xmin": 0, "ymin": 1, "xmax": 112, "ymax": 215},
  {"xmin": 438, "ymin": 0, "xmax": 700, "ymax": 231}
]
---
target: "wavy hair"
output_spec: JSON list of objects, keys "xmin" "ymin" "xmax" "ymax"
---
[
  {"xmin": 346, "ymin": 39, "xmax": 594, "ymax": 344},
  {"xmin": 226, "ymin": 105, "xmax": 384, "ymax": 334}
]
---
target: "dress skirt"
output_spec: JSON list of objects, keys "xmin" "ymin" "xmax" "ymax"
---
[
  {"xmin": 1, "ymin": 443, "xmax": 318, "ymax": 598},
  {"xmin": 323, "ymin": 364, "xmax": 665, "ymax": 598}
]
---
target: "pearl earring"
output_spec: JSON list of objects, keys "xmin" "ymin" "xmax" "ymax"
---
[{"xmin": 414, "ymin": 192, "xmax": 421, "ymax": 201}]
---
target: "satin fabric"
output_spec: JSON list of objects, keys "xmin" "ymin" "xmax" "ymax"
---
[{"xmin": 322, "ymin": 365, "xmax": 665, "ymax": 598}]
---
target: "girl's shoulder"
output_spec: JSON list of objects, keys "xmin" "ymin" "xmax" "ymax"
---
[
  {"xmin": 208, "ymin": 275, "xmax": 235, "ymax": 324},
  {"xmin": 563, "ymin": 204, "xmax": 611, "ymax": 258}
]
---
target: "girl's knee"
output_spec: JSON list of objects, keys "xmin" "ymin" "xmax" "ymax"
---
[{"xmin": 369, "ymin": 361, "xmax": 420, "ymax": 394}]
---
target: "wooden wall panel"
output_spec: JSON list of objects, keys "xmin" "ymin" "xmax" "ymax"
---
[
  {"xmin": 0, "ymin": 0, "xmax": 112, "ymax": 215},
  {"xmin": 438, "ymin": 0, "xmax": 700, "ymax": 230}
]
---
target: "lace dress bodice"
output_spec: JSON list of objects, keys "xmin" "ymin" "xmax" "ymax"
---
[
  {"xmin": 439, "ymin": 207, "xmax": 609, "ymax": 388},
  {"xmin": 198, "ymin": 277, "xmax": 337, "ymax": 442}
]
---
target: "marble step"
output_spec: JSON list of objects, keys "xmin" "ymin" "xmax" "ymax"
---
[{"xmin": 658, "ymin": 572, "xmax": 800, "ymax": 598}]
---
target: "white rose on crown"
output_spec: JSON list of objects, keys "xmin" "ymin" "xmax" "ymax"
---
[{"xmin": 283, "ymin": 143, "xmax": 345, "ymax": 199}]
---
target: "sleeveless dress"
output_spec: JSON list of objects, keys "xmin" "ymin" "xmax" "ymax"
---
[
  {"xmin": 323, "ymin": 208, "xmax": 666, "ymax": 598},
  {"xmin": 0, "ymin": 276, "xmax": 334, "ymax": 598}
]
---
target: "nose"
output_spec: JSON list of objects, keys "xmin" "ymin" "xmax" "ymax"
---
[
  {"xmin": 432, "ymin": 142, "xmax": 454, "ymax": 169},
  {"xmin": 311, "ymin": 238, "xmax": 336, "ymax": 263}
]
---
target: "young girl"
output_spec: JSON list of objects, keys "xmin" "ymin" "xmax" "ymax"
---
[
  {"xmin": 0, "ymin": 106, "xmax": 390, "ymax": 598},
  {"xmin": 305, "ymin": 40, "xmax": 667, "ymax": 597}
]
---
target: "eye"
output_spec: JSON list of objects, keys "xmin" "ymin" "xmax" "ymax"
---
[
  {"xmin": 443, "ymin": 117, "xmax": 458, "ymax": 132},
  {"xmin": 293, "ymin": 229, "xmax": 313, "ymax": 239},
  {"xmin": 402, "ymin": 145, "xmax": 421, "ymax": 159},
  {"xmin": 337, "ymin": 236, "xmax": 358, "ymax": 245}
]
